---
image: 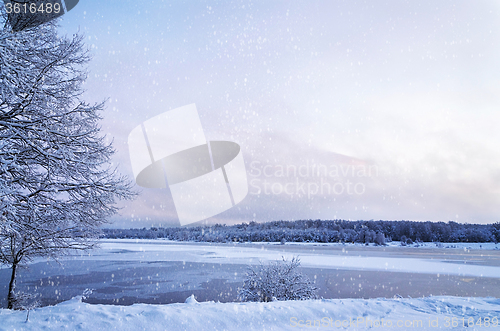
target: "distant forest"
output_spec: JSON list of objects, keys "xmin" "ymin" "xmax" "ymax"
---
[{"xmin": 102, "ymin": 220, "xmax": 500, "ymax": 244}]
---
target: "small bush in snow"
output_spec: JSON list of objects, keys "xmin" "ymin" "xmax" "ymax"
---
[
  {"xmin": 238, "ymin": 256, "xmax": 318, "ymax": 302},
  {"xmin": 10, "ymin": 290, "xmax": 39, "ymax": 311}
]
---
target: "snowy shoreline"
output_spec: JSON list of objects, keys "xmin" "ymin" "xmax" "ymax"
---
[
  {"xmin": 99, "ymin": 238, "xmax": 500, "ymax": 251},
  {"xmin": 1, "ymin": 295, "xmax": 499, "ymax": 331},
  {"xmin": 2, "ymin": 239, "xmax": 499, "ymax": 330}
]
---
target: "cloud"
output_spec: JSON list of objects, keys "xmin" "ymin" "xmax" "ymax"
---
[{"xmin": 61, "ymin": 0, "xmax": 500, "ymax": 226}]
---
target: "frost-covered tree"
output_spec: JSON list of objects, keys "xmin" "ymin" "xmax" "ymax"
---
[
  {"xmin": 0, "ymin": 13, "xmax": 134, "ymax": 308},
  {"xmin": 238, "ymin": 257, "xmax": 318, "ymax": 302},
  {"xmin": 374, "ymin": 232, "xmax": 386, "ymax": 246}
]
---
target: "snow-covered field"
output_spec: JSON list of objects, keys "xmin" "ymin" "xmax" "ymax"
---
[
  {"xmin": 1, "ymin": 240, "xmax": 499, "ymax": 330},
  {"xmin": 1, "ymin": 294, "xmax": 499, "ymax": 330}
]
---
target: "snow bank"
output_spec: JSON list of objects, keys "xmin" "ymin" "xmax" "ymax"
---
[{"xmin": 0, "ymin": 296, "xmax": 498, "ymax": 331}]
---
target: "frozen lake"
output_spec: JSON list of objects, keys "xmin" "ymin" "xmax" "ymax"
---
[{"xmin": 1, "ymin": 240, "xmax": 500, "ymax": 307}]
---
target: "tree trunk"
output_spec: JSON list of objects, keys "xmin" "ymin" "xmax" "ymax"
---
[{"xmin": 7, "ymin": 262, "xmax": 17, "ymax": 309}]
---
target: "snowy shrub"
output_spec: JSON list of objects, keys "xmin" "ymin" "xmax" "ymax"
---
[
  {"xmin": 9, "ymin": 290, "xmax": 39, "ymax": 311},
  {"xmin": 238, "ymin": 257, "xmax": 318, "ymax": 302},
  {"xmin": 82, "ymin": 288, "xmax": 94, "ymax": 301}
]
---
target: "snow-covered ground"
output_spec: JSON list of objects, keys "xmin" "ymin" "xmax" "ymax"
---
[
  {"xmin": 1, "ymin": 295, "xmax": 499, "ymax": 330},
  {"xmin": 1, "ymin": 240, "xmax": 500, "ymax": 330}
]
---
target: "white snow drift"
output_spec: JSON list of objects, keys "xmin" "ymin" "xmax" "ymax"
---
[{"xmin": 1, "ymin": 295, "xmax": 499, "ymax": 330}]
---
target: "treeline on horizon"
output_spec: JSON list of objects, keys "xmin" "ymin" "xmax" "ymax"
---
[{"xmin": 102, "ymin": 220, "xmax": 500, "ymax": 244}]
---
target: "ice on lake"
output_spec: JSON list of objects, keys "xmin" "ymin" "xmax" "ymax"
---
[{"xmin": 1, "ymin": 239, "xmax": 500, "ymax": 307}]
